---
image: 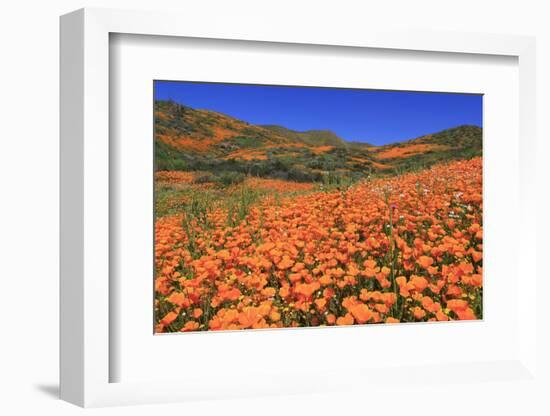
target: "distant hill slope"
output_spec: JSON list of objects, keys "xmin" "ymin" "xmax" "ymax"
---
[
  {"xmin": 155, "ymin": 99, "xmax": 482, "ymax": 179},
  {"xmin": 407, "ymin": 125, "xmax": 482, "ymax": 147},
  {"xmin": 369, "ymin": 125, "xmax": 482, "ymax": 170},
  {"xmin": 155, "ymin": 100, "xmax": 292, "ymax": 154},
  {"xmin": 260, "ymin": 125, "xmax": 348, "ymax": 148}
]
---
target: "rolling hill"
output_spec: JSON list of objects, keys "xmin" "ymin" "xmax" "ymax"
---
[
  {"xmin": 260, "ymin": 125, "xmax": 349, "ymax": 148},
  {"xmin": 155, "ymin": 99, "xmax": 482, "ymax": 180}
]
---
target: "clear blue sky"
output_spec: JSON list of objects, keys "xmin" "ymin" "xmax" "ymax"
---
[{"xmin": 154, "ymin": 80, "xmax": 482, "ymax": 146}]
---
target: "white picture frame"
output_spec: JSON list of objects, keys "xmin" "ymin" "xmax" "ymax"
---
[{"xmin": 60, "ymin": 7, "xmax": 539, "ymax": 408}]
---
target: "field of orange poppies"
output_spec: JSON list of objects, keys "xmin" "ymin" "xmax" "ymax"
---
[{"xmin": 154, "ymin": 156, "xmax": 482, "ymax": 332}]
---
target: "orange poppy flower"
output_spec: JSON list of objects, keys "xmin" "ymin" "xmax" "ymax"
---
[
  {"xmin": 455, "ymin": 307, "xmax": 476, "ymax": 320},
  {"xmin": 160, "ymin": 311, "xmax": 178, "ymax": 327},
  {"xmin": 269, "ymin": 311, "xmax": 281, "ymax": 322},
  {"xmin": 277, "ymin": 256, "xmax": 294, "ymax": 270},
  {"xmin": 180, "ymin": 321, "xmax": 199, "ymax": 332},
  {"xmin": 319, "ymin": 274, "xmax": 333, "ymax": 286},
  {"xmin": 336, "ymin": 313, "xmax": 354, "ymax": 326},
  {"xmin": 315, "ymin": 298, "xmax": 327, "ymax": 310},
  {"xmin": 471, "ymin": 251, "xmax": 482, "ymax": 263},
  {"xmin": 421, "ymin": 296, "xmax": 433, "ymax": 310},
  {"xmin": 447, "ymin": 299, "xmax": 469, "ymax": 311},
  {"xmin": 219, "ymin": 288, "xmax": 241, "ymax": 301},
  {"xmin": 166, "ymin": 292, "xmax": 189, "ymax": 308},
  {"xmin": 261, "ymin": 287, "xmax": 276, "ymax": 297},
  {"xmin": 412, "ymin": 306, "xmax": 426, "ymax": 320},
  {"xmin": 435, "ymin": 310, "xmax": 449, "ymax": 321},
  {"xmin": 374, "ymin": 303, "xmax": 389, "ymax": 314},
  {"xmin": 279, "ymin": 286, "xmax": 290, "ymax": 298},
  {"xmin": 349, "ymin": 304, "xmax": 373, "ymax": 324},
  {"xmin": 417, "ymin": 256, "xmax": 434, "ymax": 269},
  {"xmin": 238, "ymin": 308, "xmax": 262, "ymax": 328},
  {"xmin": 295, "ymin": 281, "xmax": 321, "ymax": 298},
  {"xmin": 410, "ymin": 276, "xmax": 429, "ymax": 292}
]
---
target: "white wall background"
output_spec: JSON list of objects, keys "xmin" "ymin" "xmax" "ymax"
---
[{"xmin": 0, "ymin": 0, "xmax": 548, "ymax": 415}]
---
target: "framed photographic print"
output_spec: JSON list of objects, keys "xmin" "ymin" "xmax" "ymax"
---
[{"xmin": 60, "ymin": 7, "xmax": 540, "ymax": 409}]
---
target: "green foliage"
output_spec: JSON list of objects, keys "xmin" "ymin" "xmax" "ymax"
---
[
  {"xmin": 193, "ymin": 174, "xmax": 215, "ymax": 184},
  {"xmin": 225, "ymin": 187, "xmax": 262, "ymax": 227},
  {"xmin": 319, "ymin": 171, "xmax": 361, "ymax": 192},
  {"xmin": 155, "ymin": 140, "xmax": 189, "ymax": 171},
  {"xmin": 230, "ymin": 135, "xmax": 264, "ymax": 149},
  {"xmin": 155, "ymin": 187, "xmax": 189, "ymax": 217},
  {"xmin": 261, "ymin": 124, "xmax": 348, "ymax": 148},
  {"xmin": 216, "ymin": 171, "xmax": 246, "ymax": 187},
  {"xmin": 180, "ymin": 192, "xmax": 215, "ymax": 258}
]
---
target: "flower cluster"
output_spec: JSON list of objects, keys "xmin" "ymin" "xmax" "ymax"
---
[
  {"xmin": 155, "ymin": 157, "xmax": 482, "ymax": 332},
  {"xmin": 244, "ymin": 177, "xmax": 314, "ymax": 193},
  {"xmin": 155, "ymin": 170, "xmax": 196, "ymax": 184}
]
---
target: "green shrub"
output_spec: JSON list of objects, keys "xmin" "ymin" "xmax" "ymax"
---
[
  {"xmin": 216, "ymin": 171, "xmax": 246, "ymax": 187},
  {"xmin": 193, "ymin": 174, "xmax": 215, "ymax": 184}
]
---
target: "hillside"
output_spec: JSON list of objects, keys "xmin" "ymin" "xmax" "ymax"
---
[
  {"xmin": 260, "ymin": 125, "xmax": 348, "ymax": 148},
  {"xmin": 155, "ymin": 99, "xmax": 482, "ymax": 180},
  {"xmin": 155, "ymin": 100, "xmax": 291, "ymax": 154}
]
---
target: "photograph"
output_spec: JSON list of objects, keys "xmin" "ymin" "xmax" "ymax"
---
[{"xmin": 153, "ymin": 81, "xmax": 483, "ymax": 333}]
